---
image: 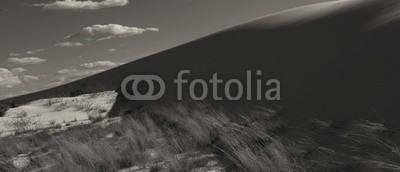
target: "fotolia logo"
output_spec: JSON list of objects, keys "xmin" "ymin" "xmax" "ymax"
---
[
  {"xmin": 121, "ymin": 75, "xmax": 165, "ymax": 100},
  {"xmin": 121, "ymin": 70, "xmax": 280, "ymax": 101}
]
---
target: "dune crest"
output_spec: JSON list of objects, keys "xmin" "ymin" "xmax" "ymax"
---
[{"xmin": 2, "ymin": 0, "xmax": 400, "ymax": 124}]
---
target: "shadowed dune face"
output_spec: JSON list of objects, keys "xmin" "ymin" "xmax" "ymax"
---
[{"xmin": 3, "ymin": 0, "xmax": 400, "ymax": 124}]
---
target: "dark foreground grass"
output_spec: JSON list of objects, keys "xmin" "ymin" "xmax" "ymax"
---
[{"xmin": 0, "ymin": 102, "xmax": 400, "ymax": 172}]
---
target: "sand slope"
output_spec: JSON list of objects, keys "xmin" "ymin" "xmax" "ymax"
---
[{"xmin": 3, "ymin": 0, "xmax": 400, "ymax": 124}]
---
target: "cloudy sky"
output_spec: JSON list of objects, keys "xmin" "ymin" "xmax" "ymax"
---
[{"xmin": 0, "ymin": 0, "xmax": 332, "ymax": 99}]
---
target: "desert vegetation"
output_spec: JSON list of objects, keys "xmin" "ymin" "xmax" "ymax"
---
[
  {"xmin": 0, "ymin": 101, "xmax": 399, "ymax": 171},
  {"xmin": 40, "ymin": 91, "xmax": 114, "ymax": 115},
  {"xmin": 3, "ymin": 111, "xmax": 38, "ymax": 133},
  {"xmin": 0, "ymin": 91, "xmax": 118, "ymax": 138}
]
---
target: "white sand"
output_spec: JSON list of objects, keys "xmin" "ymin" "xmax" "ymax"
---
[{"xmin": 0, "ymin": 91, "xmax": 118, "ymax": 134}]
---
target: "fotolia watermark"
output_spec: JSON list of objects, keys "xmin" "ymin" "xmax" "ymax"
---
[
  {"xmin": 121, "ymin": 75, "xmax": 165, "ymax": 100},
  {"xmin": 121, "ymin": 70, "xmax": 280, "ymax": 101}
]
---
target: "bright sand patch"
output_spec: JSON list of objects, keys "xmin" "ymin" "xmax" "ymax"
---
[{"xmin": 0, "ymin": 91, "xmax": 118, "ymax": 135}]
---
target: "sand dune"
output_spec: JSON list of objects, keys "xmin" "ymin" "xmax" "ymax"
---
[{"xmin": 2, "ymin": 0, "xmax": 400, "ymax": 124}]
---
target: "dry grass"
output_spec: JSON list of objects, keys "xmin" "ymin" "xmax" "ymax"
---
[
  {"xmin": 49, "ymin": 102, "xmax": 292, "ymax": 172},
  {"xmin": 290, "ymin": 119, "xmax": 400, "ymax": 171},
  {"xmin": 0, "ymin": 102, "xmax": 400, "ymax": 172},
  {"xmin": 0, "ymin": 102, "xmax": 290, "ymax": 172}
]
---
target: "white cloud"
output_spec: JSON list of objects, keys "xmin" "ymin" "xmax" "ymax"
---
[
  {"xmin": 9, "ymin": 52, "xmax": 20, "ymax": 57},
  {"xmin": 80, "ymin": 61, "xmax": 121, "ymax": 68},
  {"xmin": 26, "ymin": 49, "xmax": 44, "ymax": 55},
  {"xmin": 8, "ymin": 57, "xmax": 47, "ymax": 65},
  {"xmin": 67, "ymin": 24, "xmax": 159, "ymax": 41},
  {"xmin": 55, "ymin": 42, "xmax": 84, "ymax": 47},
  {"xmin": 0, "ymin": 68, "xmax": 38, "ymax": 88},
  {"xmin": 58, "ymin": 68, "xmax": 106, "ymax": 77},
  {"xmin": 21, "ymin": 75, "xmax": 39, "ymax": 81},
  {"xmin": 146, "ymin": 28, "xmax": 160, "ymax": 32},
  {"xmin": 8, "ymin": 49, "xmax": 44, "ymax": 58},
  {"xmin": 35, "ymin": 0, "xmax": 129, "ymax": 11},
  {"xmin": 11, "ymin": 68, "xmax": 27, "ymax": 74},
  {"xmin": 0, "ymin": 68, "xmax": 22, "ymax": 88},
  {"xmin": 107, "ymin": 48, "xmax": 116, "ymax": 53},
  {"xmin": 44, "ymin": 77, "xmax": 68, "ymax": 88},
  {"xmin": 53, "ymin": 61, "xmax": 123, "ymax": 86}
]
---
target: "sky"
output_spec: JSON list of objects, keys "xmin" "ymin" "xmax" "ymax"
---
[{"xmin": 0, "ymin": 0, "xmax": 333, "ymax": 99}]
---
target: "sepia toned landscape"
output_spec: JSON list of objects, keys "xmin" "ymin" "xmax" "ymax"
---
[{"xmin": 1, "ymin": 0, "xmax": 400, "ymax": 171}]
